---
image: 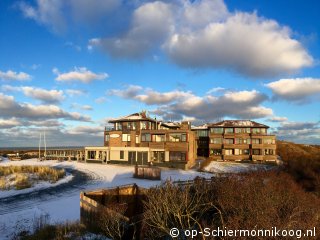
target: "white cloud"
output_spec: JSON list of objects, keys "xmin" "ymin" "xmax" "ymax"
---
[
  {"xmin": 182, "ymin": 0, "xmax": 228, "ymax": 29},
  {"xmin": 66, "ymin": 125, "xmax": 103, "ymax": 136},
  {"xmin": 66, "ymin": 89, "xmax": 86, "ymax": 97},
  {"xmin": 266, "ymin": 78, "xmax": 320, "ymax": 103},
  {"xmin": 89, "ymin": 1, "xmax": 312, "ymax": 77},
  {"xmin": 165, "ymin": 12, "xmax": 312, "ymax": 77},
  {"xmin": 267, "ymin": 116, "xmax": 288, "ymax": 122},
  {"xmin": 18, "ymin": 0, "xmax": 66, "ymax": 33},
  {"xmin": 275, "ymin": 121, "xmax": 320, "ymax": 144},
  {"xmin": 2, "ymin": 85, "xmax": 65, "ymax": 104},
  {"xmin": 95, "ymin": 97, "xmax": 107, "ymax": 104},
  {"xmin": 108, "ymin": 85, "xmax": 143, "ymax": 98},
  {"xmin": 0, "ymin": 118, "xmax": 21, "ymax": 129},
  {"xmin": 54, "ymin": 67, "xmax": 108, "ymax": 83},
  {"xmin": 135, "ymin": 89, "xmax": 194, "ymax": 105},
  {"xmin": 71, "ymin": 103, "xmax": 93, "ymax": 111},
  {"xmin": 0, "ymin": 70, "xmax": 32, "ymax": 81},
  {"xmin": 0, "ymin": 93, "xmax": 90, "ymax": 122},
  {"xmin": 88, "ymin": 1, "xmax": 174, "ymax": 58},
  {"xmin": 109, "ymin": 86, "xmax": 272, "ymax": 120}
]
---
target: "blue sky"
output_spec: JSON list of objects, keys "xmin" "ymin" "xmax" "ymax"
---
[{"xmin": 0, "ymin": 0, "xmax": 319, "ymax": 147}]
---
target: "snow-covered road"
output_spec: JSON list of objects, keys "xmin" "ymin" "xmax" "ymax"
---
[{"xmin": 0, "ymin": 159, "xmax": 212, "ymax": 239}]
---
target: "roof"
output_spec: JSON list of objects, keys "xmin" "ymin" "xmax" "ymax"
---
[
  {"xmin": 209, "ymin": 120, "xmax": 269, "ymax": 128},
  {"xmin": 191, "ymin": 123, "xmax": 209, "ymax": 130},
  {"xmin": 160, "ymin": 122, "xmax": 181, "ymax": 129},
  {"xmin": 109, "ymin": 112, "xmax": 157, "ymax": 123}
]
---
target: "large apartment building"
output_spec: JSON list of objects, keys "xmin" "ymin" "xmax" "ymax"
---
[
  {"xmin": 207, "ymin": 120, "xmax": 276, "ymax": 162},
  {"xmin": 84, "ymin": 112, "xmax": 276, "ymax": 169},
  {"xmin": 102, "ymin": 112, "xmax": 197, "ymax": 169}
]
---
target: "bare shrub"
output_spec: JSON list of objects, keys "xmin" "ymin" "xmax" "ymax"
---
[
  {"xmin": 143, "ymin": 180, "xmax": 221, "ymax": 239},
  {"xmin": 99, "ymin": 203, "xmax": 130, "ymax": 240},
  {"xmin": 143, "ymin": 172, "xmax": 320, "ymax": 239}
]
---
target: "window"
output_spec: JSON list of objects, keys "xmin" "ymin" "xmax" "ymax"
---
[
  {"xmin": 264, "ymin": 149, "xmax": 274, "ymax": 155},
  {"xmin": 245, "ymin": 128, "xmax": 251, "ymax": 133},
  {"xmin": 234, "ymin": 149, "xmax": 240, "ymax": 155},
  {"xmin": 141, "ymin": 133, "xmax": 151, "ymax": 142},
  {"xmin": 252, "ymin": 149, "xmax": 261, "ymax": 155},
  {"xmin": 141, "ymin": 121, "xmax": 147, "ymax": 130},
  {"xmin": 210, "ymin": 149, "xmax": 222, "ymax": 155},
  {"xmin": 120, "ymin": 151, "xmax": 124, "ymax": 159},
  {"xmin": 105, "ymin": 134, "xmax": 110, "ymax": 142},
  {"xmin": 115, "ymin": 122, "xmax": 122, "ymax": 130},
  {"xmin": 225, "ymin": 128, "xmax": 234, "ymax": 134},
  {"xmin": 169, "ymin": 152, "xmax": 186, "ymax": 161},
  {"xmin": 88, "ymin": 151, "xmax": 96, "ymax": 159},
  {"xmin": 235, "ymin": 138, "xmax": 243, "ymax": 144},
  {"xmin": 152, "ymin": 151, "xmax": 165, "ymax": 162},
  {"xmin": 169, "ymin": 133, "xmax": 187, "ymax": 142},
  {"xmin": 252, "ymin": 138, "xmax": 261, "ymax": 144},
  {"xmin": 210, "ymin": 128, "xmax": 223, "ymax": 134},
  {"xmin": 264, "ymin": 138, "xmax": 275, "ymax": 144},
  {"xmin": 243, "ymin": 138, "xmax": 251, "ymax": 144},
  {"xmin": 210, "ymin": 138, "xmax": 222, "ymax": 144},
  {"xmin": 235, "ymin": 128, "xmax": 242, "ymax": 133},
  {"xmin": 242, "ymin": 149, "xmax": 250, "ymax": 155},
  {"xmin": 152, "ymin": 134, "xmax": 165, "ymax": 142},
  {"xmin": 127, "ymin": 122, "xmax": 136, "ymax": 130},
  {"xmin": 225, "ymin": 149, "xmax": 233, "ymax": 155},
  {"xmin": 122, "ymin": 134, "xmax": 131, "ymax": 142},
  {"xmin": 252, "ymin": 128, "xmax": 261, "ymax": 134},
  {"xmin": 261, "ymin": 128, "xmax": 266, "ymax": 134},
  {"xmin": 197, "ymin": 130, "xmax": 208, "ymax": 137},
  {"xmin": 224, "ymin": 138, "xmax": 234, "ymax": 144}
]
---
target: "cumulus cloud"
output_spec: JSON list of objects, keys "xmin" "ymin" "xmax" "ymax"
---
[
  {"xmin": 66, "ymin": 125, "xmax": 103, "ymax": 136},
  {"xmin": 89, "ymin": 1, "xmax": 312, "ymax": 77},
  {"xmin": 266, "ymin": 78, "xmax": 320, "ymax": 103},
  {"xmin": 108, "ymin": 85, "xmax": 143, "ymax": 98},
  {"xmin": 89, "ymin": 1, "xmax": 174, "ymax": 58},
  {"xmin": 71, "ymin": 103, "xmax": 93, "ymax": 111},
  {"xmin": 0, "ymin": 93, "xmax": 90, "ymax": 122},
  {"xmin": 182, "ymin": 0, "xmax": 228, "ymax": 29},
  {"xmin": 267, "ymin": 116, "xmax": 288, "ymax": 122},
  {"xmin": 275, "ymin": 121, "xmax": 320, "ymax": 144},
  {"xmin": 18, "ymin": 0, "xmax": 121, "ymax": 34},
  {"xmin": 2, "ymin": 85, "xmax": 65, "ymax": 104},
  {"xmin": 18, "ymin": 0, "xmax": 66, "ymax": 33},
  {"xmin": 0, "ymin": 118, "xmax": 21, "ymax": 129},
  {"xmin": 109, "ymin": 86, "xmax": 272, "ymax": 120},
  {"xmin": 165, "ymin": 12, "xmax": 312, "ymax": 77},
  {"xmin": 53, "ymin": 67, "xmax": 108, "ymax": 83},
  {"xmin": 17, "ymin": 0, "xmax": 313, "ymax": 77},
  {"xmin": 278, "ymin": 121, "xmax": 319, "ymax": 131},
  {"xmin": 0, "ymin": 70, "xmax": 32, "ymax": 81},
  {"xmin": 0, "ymin": 124, "xmax": 103, "ymax": 147}
]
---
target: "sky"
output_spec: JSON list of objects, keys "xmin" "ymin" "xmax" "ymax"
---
[{"xmin": 0, "ymin": 0, "xmax": 319, "ymax": 147}]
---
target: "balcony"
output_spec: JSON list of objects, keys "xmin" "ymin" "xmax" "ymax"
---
[
  {"xmin": 149, "ymin": 142, "xmax": 165, "ymax": 149},
  {"xmin": 252, "ymin": 155, "xmax": 264, "ymax": 161}
]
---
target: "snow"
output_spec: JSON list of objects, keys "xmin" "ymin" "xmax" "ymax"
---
[
  {"xmin": 204, "ymin": 161, "xmax": 273, "ymax": 173},
  {"xmin": 0, "ymin": 158, "xmax": 213, "ymax": 239}
]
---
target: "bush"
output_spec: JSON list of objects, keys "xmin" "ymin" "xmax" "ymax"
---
[{"xmin": 143, "ymin": 171, "xmax": 320, "ymax": 239}]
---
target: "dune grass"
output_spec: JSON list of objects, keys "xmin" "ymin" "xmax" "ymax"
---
[{"xmin": 0, "ymin": 166, "xmax": 66, "ymax": 190}]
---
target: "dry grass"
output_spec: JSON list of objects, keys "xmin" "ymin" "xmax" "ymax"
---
[{"xmin": 0, "ymin": 166, "xmax": 66, "ymax": 190}]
